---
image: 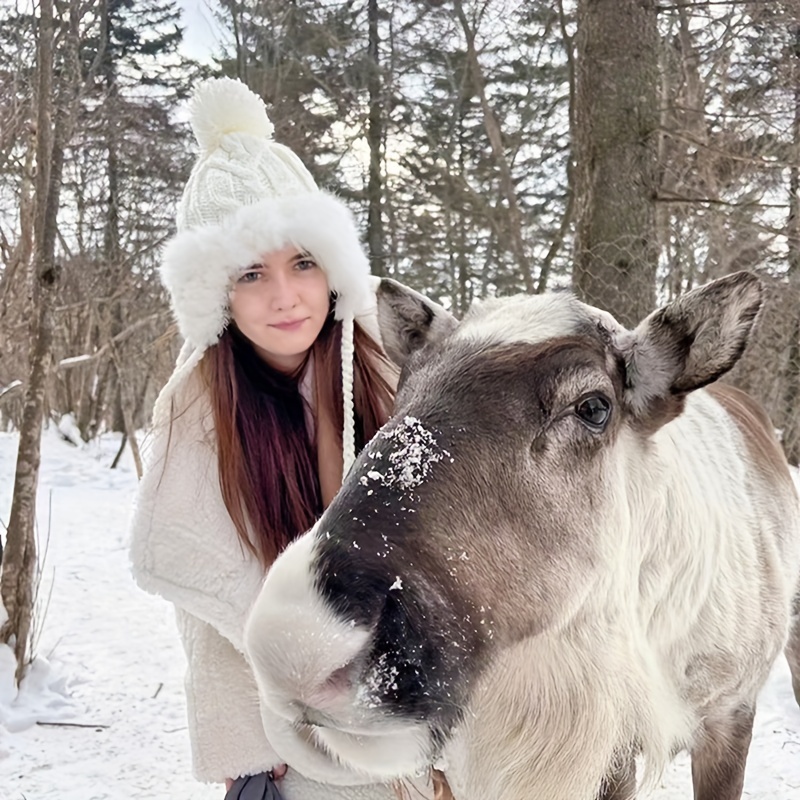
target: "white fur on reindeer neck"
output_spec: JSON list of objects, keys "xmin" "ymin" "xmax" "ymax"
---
[{"xmin": 153, "ymin": 77, "xmax": 374, "ymax": 478}]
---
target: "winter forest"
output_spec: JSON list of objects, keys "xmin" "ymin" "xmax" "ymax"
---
[{"xmin": 2, "ymin": 0, "xmax": 800, "ymax": 797}]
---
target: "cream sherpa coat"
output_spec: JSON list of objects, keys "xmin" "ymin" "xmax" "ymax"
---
[{"xmin": 129, "ymin": 280, "xmax": 426, "ymax": 799}]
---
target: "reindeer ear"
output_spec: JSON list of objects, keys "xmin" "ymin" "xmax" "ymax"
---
[
  {"xmin": 621, "ymin": 271, "xmax": 763, "ymax": 420},
  {"xmin": 376, "ymin": 279, "xmax": 458, "ymax": 368}
]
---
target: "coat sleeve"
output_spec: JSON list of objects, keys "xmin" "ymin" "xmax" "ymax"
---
[
  {"xmin": 176, "ymin": 608, "xmax": 281, "ymax": 782},
  {"xmin": 129, "ymin": 390, "xmax": 265, "ymax": 654}
]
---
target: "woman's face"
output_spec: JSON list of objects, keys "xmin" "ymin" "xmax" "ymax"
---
[{"xmin": 228, "ymin": 245, "xmax": 331, "ymax": 372}]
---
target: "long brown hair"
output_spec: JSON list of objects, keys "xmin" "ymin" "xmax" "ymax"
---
[{"xmin": 200, "ymin": 305, "xmax": 395, "ymax": 566}]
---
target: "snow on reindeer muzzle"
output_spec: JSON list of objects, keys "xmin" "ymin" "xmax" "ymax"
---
[{"xmin": 245, "ymin": 413, "xmax": 488, "ymax": 778}]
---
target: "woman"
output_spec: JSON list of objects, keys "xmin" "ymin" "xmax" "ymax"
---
[{"xmin": 129, "ymin": 77, "xmax": 435, "ymax": 800}]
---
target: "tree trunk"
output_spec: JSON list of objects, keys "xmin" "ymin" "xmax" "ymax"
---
[
  {"xmin": 787, "ymin": 24, "xmax": 800, "ymax": 284},
  {"xmin": 0, "ymin": 0, "xmax": 80, "ymax": 682},
  {"xmin": 100, "ymin": 0, "xmax": 126, "ymax": 437},
  {"xmin": 454, "ymin": 0, "xmax": 535, "ymax": 294},
  {"xmin": 782, "ymin": 22, "xmax": 800, "ymax": 466},
  {"xmin": 111, "ymin": 348, "xmax": 143, "ymax": 478},
  {"xmin": 572, "ymin": 0, "xmax": 660, "ymax": 326},
  {"xmin": 0, "ymin": 132, "xmax": 36, "ymax": 312},
  {"xmin": 0, "ymin": 127, "xmax": 37, "ymax": 445},
  {"xmin": 538, "ymin": 0, "xmax": 579, "ymax": 294},
  {"xmin": 2, "ymin": 0, "xmax": 55, "ymax": 678},
  {"xmin": 366, "ymin": 0, "xmax": 385, "ymax": 276},
  {"xmin": 456, "ymin": 108, "xmax": 470, "ymax": 314}
]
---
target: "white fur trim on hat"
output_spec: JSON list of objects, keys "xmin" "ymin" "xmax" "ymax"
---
[{"xmin": 161, "ymin": 193, "xmax": 372, "ymax": 350}]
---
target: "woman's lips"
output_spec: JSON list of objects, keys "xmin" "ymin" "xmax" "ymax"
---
[{"xmin": 270, "ymin": 318, "xmax": 308, "ymax": 331}]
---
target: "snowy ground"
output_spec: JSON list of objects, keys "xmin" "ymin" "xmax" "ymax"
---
[
  {"xmin": 0, "ymin": 428, "xmax": 799, "ymax": 799},
  {"xmin": 0, "ymin": 429, "xmax": 218, "ymax": 800}
]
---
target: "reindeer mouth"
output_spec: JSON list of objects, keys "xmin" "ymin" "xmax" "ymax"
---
[
  {"xmin": 299, "ymin": 706, "xmax": 337, "ymax": 728},
  {"xmin": 287, "ymin": 687, "xmax": 438, "ymax": 779},
  {"xmin": 294, "ymin": 694, "xmax": 415, "ymax": 738},
  {"xmin": 310, "ymin": 718, "xmax": 436, "ymax": 779}
]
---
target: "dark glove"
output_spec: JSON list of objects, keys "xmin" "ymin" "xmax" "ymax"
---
[{"xmin": 224, "ymin": 771, "xmax": 285, "ymax": 800}]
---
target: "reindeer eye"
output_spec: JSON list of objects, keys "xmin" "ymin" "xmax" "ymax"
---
[{"xmin": 574, "ymin": 395, "xmax": 611, "ymax": 430}]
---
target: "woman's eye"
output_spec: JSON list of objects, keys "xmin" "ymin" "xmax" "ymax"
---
[
  {"xmin": 238, "ymin": 270, "xmax": 261, "ymax": 284},
  {"xmin": 296, "ymin": 258, "xmax": 317, "ymax": 271},
  {"xmin": 574, "ymin": 395, "xmax": 611, "ymax": 430}
]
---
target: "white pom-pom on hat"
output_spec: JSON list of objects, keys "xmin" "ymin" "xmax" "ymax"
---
[{"xmin": 189, "ymin": 77, "xmax": 275, "ymax": 153}]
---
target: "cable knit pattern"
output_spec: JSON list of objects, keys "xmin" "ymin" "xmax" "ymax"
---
[{"xmin": 177, "ymin": 77, "xmax": 314, "ymax": 232}]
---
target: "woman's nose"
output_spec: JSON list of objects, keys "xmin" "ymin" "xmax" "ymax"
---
[{"xmin": 270, "ymin": 273, "xmax": 300, "ymax": 310}]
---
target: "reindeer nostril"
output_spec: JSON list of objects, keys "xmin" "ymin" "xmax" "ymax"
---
[
  {"xmin": 305, "ymin": 662, "xmax": 354, "ymax": 712},
  {"xmin": 326, "ymin": 663, "xmax": 353, "ymax": 692}
]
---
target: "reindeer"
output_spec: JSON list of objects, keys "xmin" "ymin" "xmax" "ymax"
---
[{"xmin": 244, "ymin": 272, "xmax": 800, "ymax": 800}]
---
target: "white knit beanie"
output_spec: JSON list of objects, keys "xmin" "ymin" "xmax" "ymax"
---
[{"xmin": 153, "ymin": 77, "xmax": 372, "ymax": 477}]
